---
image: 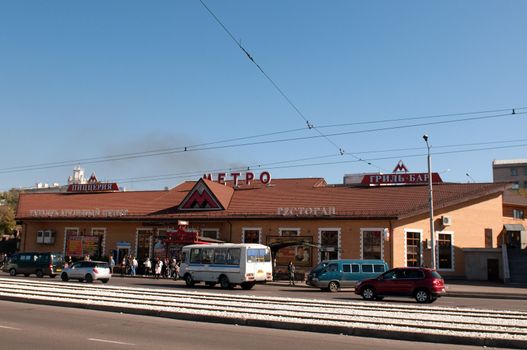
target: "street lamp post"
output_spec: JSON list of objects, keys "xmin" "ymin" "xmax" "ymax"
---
[{"xmin": 423, "ymin": 134, "xmax": 436, "ymax": 270}]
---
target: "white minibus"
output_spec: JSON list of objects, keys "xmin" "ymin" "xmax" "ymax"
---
[{"xmin": 179, "ymin": 243, "xmax": 273, "ymax": 290}]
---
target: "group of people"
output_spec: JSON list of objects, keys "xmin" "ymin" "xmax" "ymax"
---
[{"xmin": 112, "ymin": 255, "xmax": 180, "ymax": 279}]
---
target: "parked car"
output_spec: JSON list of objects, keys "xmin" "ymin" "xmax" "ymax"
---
[
  {"xmin": 60, "ymin": 261, "xmax": 111, "ymax": 283},
  {"xmin": 306, "ymin": 259, "xmax": 388, "ymax": 292},
  {"xmin": 2, "ymin": 252, "xmax": 64, "ymax": 278},
  {"xmin": 355, "ymin": 267, "xmax": 446, "ymax": 303}
]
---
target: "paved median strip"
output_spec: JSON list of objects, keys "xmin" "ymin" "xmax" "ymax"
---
[{"xmin": 1, "ymin": 278, "xmax": 526, "ymax": 349}]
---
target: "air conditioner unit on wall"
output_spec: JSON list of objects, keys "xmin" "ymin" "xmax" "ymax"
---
[
  {"xmin": 36, "ymin": 231, "xmax": 44, "ymax": 244},
  {"xmin": 442, "ymin": 216, "xmax": 452, "ymax": 226}
]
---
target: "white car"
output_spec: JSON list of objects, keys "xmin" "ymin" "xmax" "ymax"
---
[{"xmin": 60, "ymin": 261, "xmax": 111, "ymax": 283}]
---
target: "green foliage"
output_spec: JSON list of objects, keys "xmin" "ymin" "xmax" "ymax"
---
[
  {"xmin": 0, "ymin": 188, "xmax": 21, "ymax": 236},
  {"xmin": 0, "ymin": 206, "xmax": 15, "ymax": 235}
]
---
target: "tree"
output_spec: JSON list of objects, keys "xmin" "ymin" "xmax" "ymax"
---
[{"xmin": 0, "ymin": 205, "xmax": 15, "ymax": 235}]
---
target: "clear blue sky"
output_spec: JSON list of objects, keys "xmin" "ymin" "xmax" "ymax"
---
[{"xmin": 1, "ymin": 1, "xmax": 526, "ymax": 191}]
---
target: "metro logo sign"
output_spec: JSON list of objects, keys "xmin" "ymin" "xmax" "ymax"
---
[
  {"xmin": 178, "ymin": 180, "xmax": 223, "ymax": 210},
  {"xmin": 361, "ymin": 172, "xmax": 443, "ymax": 186}
]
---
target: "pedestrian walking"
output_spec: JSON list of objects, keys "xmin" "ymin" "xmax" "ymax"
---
[{"xmin": 288, "ymin": 261, "xmax": 296, "ymax": 286}]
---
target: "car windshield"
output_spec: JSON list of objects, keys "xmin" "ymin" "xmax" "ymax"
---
[{"xmin": 312, "ymin": 262, "xmax": 328, "ymax": 272}]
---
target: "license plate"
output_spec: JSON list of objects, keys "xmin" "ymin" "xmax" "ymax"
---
[{"xmin": 56, "ymin": 269, "xmax": 62, "ymax": 272}]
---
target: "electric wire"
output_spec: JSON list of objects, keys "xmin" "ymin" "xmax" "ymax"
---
[{"xmin": 0, "ymin": 109, "xmax": 523, "ymax": 175}]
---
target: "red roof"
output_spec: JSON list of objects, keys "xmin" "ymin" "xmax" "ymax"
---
[{"xmin": 16, "ymin": 178, "xmax": 506, "ymax": 220}]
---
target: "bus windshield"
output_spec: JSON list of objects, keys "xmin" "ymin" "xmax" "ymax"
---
[{"xmin": 247, "ymin": 248, "xmax": 271, "ymax": 263}]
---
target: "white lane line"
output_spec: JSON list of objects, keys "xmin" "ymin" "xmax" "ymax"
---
[
  {"xmin": 88, "ymin": 338, "xmax": 135, "ymax": 346},
  {"xmin": 0, "ymin": 325, "xmax": 22, "ymax": 330}
]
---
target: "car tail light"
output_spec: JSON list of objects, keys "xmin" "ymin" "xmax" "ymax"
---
[
  {"xmin": 49, "ymin": 264, "xmax": 53, "ymax": 270},
  {"xmin": 93, "ymin": 267, "xmax": 99, "ymax": 274},
  {"xmin": 433, "ymin": 279, "xmax": 443, "ymax": 286}
]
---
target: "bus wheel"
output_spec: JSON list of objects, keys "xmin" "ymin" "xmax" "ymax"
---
[
  {"xmin": 184, "ymin": 274, "xmax": 195, "ymax": 287},
  {"xmin": 240, "ymin": 282, "xmax": 255, "ymax": 290},
  {"xmin": 219, "ymin": 275, "xmax": 232, "ymax": 289}
]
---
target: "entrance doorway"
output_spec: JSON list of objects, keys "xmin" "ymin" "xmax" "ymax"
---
[{"xmin": 487, "ymin": 259, "xmax": 499, "ymax": 281}]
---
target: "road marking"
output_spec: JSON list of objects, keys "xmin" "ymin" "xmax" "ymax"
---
[
  {"xmin": 88, "ymin": 338, "xmax": 135, "ymax": 346},
  {"xmin": 0, "ymin": 325, "xmax": 21, "ymax": 330}
]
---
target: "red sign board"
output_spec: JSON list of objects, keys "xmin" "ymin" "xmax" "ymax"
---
[
  {"xmin": 361, "ymin": 172, "xmax": 443, "ymax": 186},
  {"xmin": 164, "ymin": 228, "xmax": 203, "ymax": 245},
  {"xmin": 67, "ymin": 183, "xmax": 119, "ymax": 193}
]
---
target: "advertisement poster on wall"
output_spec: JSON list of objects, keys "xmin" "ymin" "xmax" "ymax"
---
[{"xmin": 266, "ymin": 236, "xmax": 312, "ymax": 267}]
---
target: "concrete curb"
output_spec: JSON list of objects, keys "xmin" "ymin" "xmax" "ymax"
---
[{"xmin": 2, "ymin": 294, "xmax": 526, "ymax": 349}]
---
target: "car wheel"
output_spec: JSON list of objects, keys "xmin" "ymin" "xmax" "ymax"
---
[
  {"xmin": 36, "ymin": 270, "xmax": 44, "ymax": 278},
  {"xmin": 415, "ymin": 289, "xmax": 431, "ymax": 303},
  {"xmin": 328, "ymin": 281, "xmax": 339, "ymax": 293},
  {"xmin": 61, "ymin": 273, "xmax": 69, "ymax": 282},
  {"xmin": 9, "ymin": 268, "xmax": 17, "ymax": 276},
  {"xmin": 101, "ymin": 279, "xmax": 109, "ymax": 284},
  {"xmin": 184, "ymin": 273, "xmax": 194, "ymax": 287},
  {"xmin": 85, "ymin": 274, "xmax": 93, "ymax": 283},
  {"xmin": 361, "ymin": 286, "xmax": 375, "ymax": 300},
  {"xmin": 219, "ymin": 275, "xmax": 232, "ymax": 289}
]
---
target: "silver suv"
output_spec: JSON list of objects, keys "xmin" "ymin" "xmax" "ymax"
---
[{"xmin": 60, "ymin": 261, "xmax": 111, "ymax": 283}]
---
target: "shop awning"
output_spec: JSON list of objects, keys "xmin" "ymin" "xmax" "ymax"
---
[{"xmin": 504, "ymin": 224, "xmax": 525, "ymax": 231}]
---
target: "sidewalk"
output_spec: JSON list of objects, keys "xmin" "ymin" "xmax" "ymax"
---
[{"xmin": 268, "ymin": 280, "xmax": 527, "ymax": 300}]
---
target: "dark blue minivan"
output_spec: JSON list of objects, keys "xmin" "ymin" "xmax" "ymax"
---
[{"xmin": 306, "ymin": 259, "xmax": 388, "ymax": 292}]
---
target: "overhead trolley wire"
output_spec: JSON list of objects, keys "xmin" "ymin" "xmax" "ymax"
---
[
  {"xmin": 197, "ymin": 0, "xmax": 376, "ymax": 167},
  {"xmin": 0, "ymin": 109, "xmax": 523, "ymax": 175}
]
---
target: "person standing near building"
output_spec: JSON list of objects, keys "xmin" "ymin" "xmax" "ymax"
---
[
  {"xmin": 144, "ymin": 257, "xmax": 152, "ymax": 276},
  {"xmin": 109, "ymin": 255, "xmax": 115, "ymax": 274},
  {"xmin": 288, "ymin": 261, "xmax": 296, "ymax": 286},
  {"xmin": 131, "ymin": 256, "xmax": 138, "ymax": 276},
  {"xmin": 154, "ymin": 257, "xmax": 163, "ymax": 279}
]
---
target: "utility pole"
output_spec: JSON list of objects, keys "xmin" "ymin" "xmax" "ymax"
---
[{"xmin": 423, "ymin": 134, "xmax": 436, "ymax": 269}]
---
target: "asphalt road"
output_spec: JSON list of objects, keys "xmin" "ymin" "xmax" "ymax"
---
[
  {"xmin": 0, "ymin": 300, "xmax": 504, "ymax": 350},
  {"xmin": 2, "ymin": 273, "xmax": 526, "ymax": 311}
]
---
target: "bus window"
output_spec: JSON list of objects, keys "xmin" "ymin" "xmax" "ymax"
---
[
  {"xmin": 202, "ymin": 248, "xmax": 214, "ymax": 264},
  {"xmin": 190, "ymin": 248, "xmax": 201, "ymax": 264},
  {"xmin": 362, "ymin": 264, "xmax": 373, "ymax": 273},
  {"xmin": 227, "ymin": 248, "xmax": 240, "ymax": 265},
  {"xmin": 342, "ymin": 264, "xmax": 351, "ymax": 273},
  {"xmin": 214, "ymin": 248, "xmax": 227, "ymax": 264},
  {"xmin": 247, "ymin": 248, "xmax": 271, "ymax": 263},
  {"xmin": 374, "ymin": 264, "xmax": 386, "ymax": 273},
  {"xmin": 351, "ymin": 264, "xmax": 360, "ymax": 273}
]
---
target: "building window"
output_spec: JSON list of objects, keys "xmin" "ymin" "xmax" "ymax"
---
[
  {"xmin": 524, "ymin": 167, "xmax": 527, "ymax": 176},
  {"xmin": 405, "ymin": 231, "xmax": 421, "ymax": 267},
  {"xmin": 361, "ymin": 229, "xmax": 383, "ymax": 260},
  {"xmin": 279, "ymin": 228, "xmax": 300, "ymax": 236},
  {"xmin": 202, "ymin": 229, "xmax": 219, "ymax": 240},
  {"xmin": 438, "ymin": 233, "xmax": 454, "ymax": 270},
  {"xmin": 512, "ymin": 182, "xmax": 520, "ymax": 190},
  {"xmin": 242, "ymin": 228, "xmax": 261, "ymax": 243},
  {"xmin": 513, "ymin": 209, "xmax": 525, "ymax": 219},
  {"xmin": 319, "ymin": 229, "xmax": 340, "ymax": 261},
  {"xmin": 511, "ymin": 168, "xmax": 518, "ymax": 176},
  {"xmin": 485, "ymin": 228, "xmax": 493, "ymax": 248}
]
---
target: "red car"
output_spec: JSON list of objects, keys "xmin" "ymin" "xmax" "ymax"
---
[{"xmin": 355, "ymin": 267, "xmax": 446, "ymax": 303}]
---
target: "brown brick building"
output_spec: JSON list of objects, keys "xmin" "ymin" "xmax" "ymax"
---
[{"xmin": 16, "ymin": 176, "xmax": 519, "ymax": 280}]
